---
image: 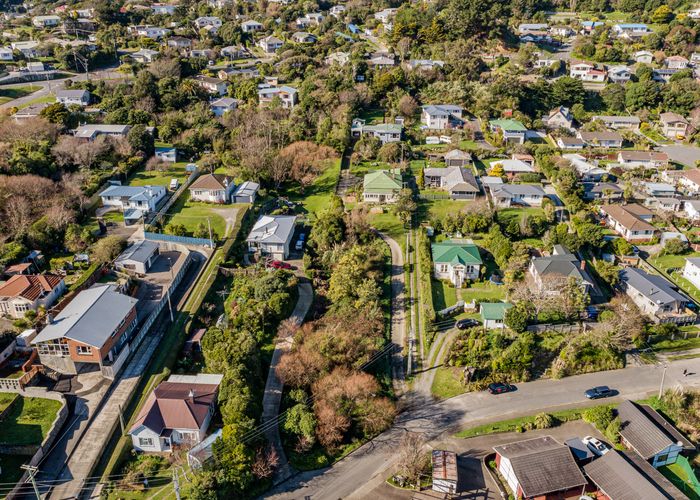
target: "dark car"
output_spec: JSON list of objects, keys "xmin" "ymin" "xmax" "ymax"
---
[
  {"xmin": 269, "ymin": 260, "xmax": 293, "ymax": 270},
  {"xmin": 455, "ymin": 318, "xmax": 480, "ymax": 330},
  {"xmin": 584, "ymin": 386, "xmax": 615, "ymax": 399},
  {"xmin": 487, "ymin": 382, "xmax": 515, "ymax": 395}
]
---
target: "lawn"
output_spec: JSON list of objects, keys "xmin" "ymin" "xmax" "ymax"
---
[
  {"xmin": 496, "ymin": 207, "xmax": 546, "ymax": 225},
  {"xmin": 461, "ymin": 281, "xmax": 506, "ymax": 303},
  {"xmin": 420, "ymin": 198, "xmax": 473, "ymax": 222},
  {"xmin": 358, "ymin": 108, "xmax": 386, "ymax": 125},
  {"xmin": 660, "ymin": 459, "xmax": 700, "ymax": 500},
  {"xmin": 0, "ymin": 393, "xmax": 16, "ymax": 412},
  {"xmin": 431, "ymin": 366, "xmax": 467, "ymax": 399},
  {"xmin": 368, "ymin": 211, "xmax": 406, "ymax": 250},
  {"xmin": 649, "ymin": 252, "xmax": 700, "ymax": 273},
  {"xmin": 432, "ymin": 279, "xmax": 457, "ymax": 311},
  {"xmin": 0, "ymin": 85, "xmax": 38, "ymax": 105},
  {"xmin": 128, "ymin": 162, "xmax": 189, "ymax": 187},
  {"xmin": 162, "ymin": 192, "xmax": 228, "ymax": 238},
  {"xmin": 287, "ymin": 159, "xmax": 341, "ymax": 217},
  {"xmin": 349, "ymin": 160, "xmax": 391, "ymax": 178},
  {"xmin": 651, "ymin": 336, "xmax": 700, "ymax": 353},
  {"xmin": 16, "ymin": 94, "xmax": 55, "ymax": 110},
  {"xmin": 0, "ymin": 396, "xmax": 63, "ymax": 446}
]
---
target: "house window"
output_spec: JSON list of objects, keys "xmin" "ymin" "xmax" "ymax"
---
[
  {"xmin": 139, "ymin": 437, "xmax": 154, "ymax": 447},
  {"xmin": 656, "ymin": 453, "xmax": 669, "ymax": 463},
  {"xmin": 439, "ymin": 264, "xmax": 448, "ymax": 273},
  {"xmin": 14, "ymin": 303, "xmax": 29, "ymax": 313},
  {"xmin": 76, "ymin": 345, "xmax": 92, "ymax": 355}
]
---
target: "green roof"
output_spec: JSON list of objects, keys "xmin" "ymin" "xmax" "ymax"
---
[
  {"xmin": 363, "ymin": 168, "xmax": 403, "ymax": 193},
  {"xmin": 489, "ymin": 119, "xmax": 527, "ymax": 132},
  {"xmin": 480, "ymin": 302, "xmax": 513, "ymax": 321},
  {"xmin": 431, "ymin": 241, "xmax": 482, "ymax": 266}
]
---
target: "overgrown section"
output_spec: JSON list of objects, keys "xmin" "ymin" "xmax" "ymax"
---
[{"xmin": 416, "ymin": 229, "xmax": 437, "ymax": 345}]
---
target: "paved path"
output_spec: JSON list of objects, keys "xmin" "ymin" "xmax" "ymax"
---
[
  {"xmin": 266, "ymin": 357, "xmax": 700, "ymax": 499},
  {"xmin": 413, "ymin": 329, "xmax": 458, "ymax": 397},
  {"xmin": 262, "ymin": 280, "xmax": 313, "ymax": 485}
]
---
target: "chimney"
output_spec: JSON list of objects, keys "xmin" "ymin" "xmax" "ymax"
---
[
  {"xmin": 46, "ymin": 313, "xmax": 53, "ymax": 324},
  {"xmin": 188, "ymin": 389, "xmax": 195, "ymax": 403},
  {"xmin": 580, "ymin": 260, "xmax": 586, "ymax": 271}
]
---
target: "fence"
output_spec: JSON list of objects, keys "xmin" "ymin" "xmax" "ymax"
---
[
  {"xmin": 419, "ymin": 193, "xmax": 450, "ymax": 201},
  {"xmin": 526, "ymin": 322, "xmax": 587, "ymax": 334},
  {"xmin": 144, "ymin": 231, "xmax": 214, "ymax": 248},
  {"xmin": 147, "ymin": 168, "xmax": 200, "ymax": 227}
]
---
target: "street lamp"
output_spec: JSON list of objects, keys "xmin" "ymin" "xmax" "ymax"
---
[{"xmin": 658, "ymin": 363, "xmax": 668, "ymax": 399}]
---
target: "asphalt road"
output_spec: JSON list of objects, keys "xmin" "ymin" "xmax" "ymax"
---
[{"xmin": 265, "ymin": 357, "xmax": 700, "ymax": 499}]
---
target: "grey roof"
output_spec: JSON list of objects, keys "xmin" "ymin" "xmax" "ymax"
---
[
  {"xmin": 210, "ymin": 97, "xmax": 238, "ymax": 107},
  {"xmin": 422, "ymin": 104, "xmax": 464, "ymax": 116},
  {"xmin": 587, "ymin": 182, "xmax": 622, "ymax": 194},
  {"xmin": 619, "ymin": 268, "xmax": 686, "ymax": 308},
  {"xmin": 531, "ymin": 251, "xmax": 586, "ymax": 282},
  {"xmin": 423, "ymin": 166, "xmax": 479, "ymax": 192},
  {"xmin": 56, "ymin": 89, "xmax": 89, "ymax": 98},
  {"xmin": 443, "ymin": 149, "xmax": 471, "ymax": 160},
  {"xmin": 99, "ymin": 185, "xmax": 165, "ymax": 201},
  {"xmin": 74, "ymin": 124, "xmax": 130, "ymax": 138},
  {"xmin": 584, "ymin": 450, "xmax": 677, "ymax": 500},
  {"xmin": 246, "ymin": 215, "xmax": 296, "ymax": 245},
  {"xmin": 233, "ymin": 181, "xmax": 259, "ymax": 197},
  {"xmin": 618, "ymin": 400, "xmax": 695, "ymax": 459},
  {"xmin": 493, "ymin": 436, "xmax": 586, "ymax": 497},
  {"xmin": 33, "ymin": 285, "xmax": 138, "ymax": 348},
  {"xmin": 116, "ymin": 239, "xmax": 159, "ymax": 265},
  {"xmin": 492, "ymin": 184, "xmax": 546, "ymax": 198}
]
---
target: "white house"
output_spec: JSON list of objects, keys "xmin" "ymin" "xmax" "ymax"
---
[
  {"xmin": 634, "ymin": 50, "xmax": 654, "ymax": 64},
  {"xmin": 0, "ymin": 47, "xmax": 13, "ymax": 61},
  {"xmin": 591, "ymin": 115, "xmax": 641, "ymax": 130},
  {"xmin": 56, "ymin": 89, "xmax": 90, "ymax": 107},
  {"xmin": 193, "ymin": 75, "xmax": 228, "ymax": 96},
  {"xmin": 431, "ymin": 240, "xmax": 482, "ymax": 288},
  {"xmin": 620, "ymin": 267, "xmax": 693, "ymax": 324},
  {"xmin": 11, "ymin": 41, "xmax": 40, "ymax": 58},
  {"xmin": 682, "ymin": 257, "xmax": 700, "ymax": 290},
  {"xmin": 0, "ymin": 274, "xmax": 65, "ymax": 319},
  {"xmin": 613, "ymin": 23, "xmax": 650, "ymax": 36},
  {"xmin": 490, "ymin": 184, "xmax": 545, "ymax": 207},
  {"xmin": 73, "ymin": 124, "xmax": 131, "ymax": 140},
  {"xmin": 363, "ymin": 169, "xmax": 403, "ymax": 203},
  {"xmin": 659, "ymin": 112, "xmax": 688, "ymax": 139},
  {"xmin": 130, "ymin": 48, "xmax": 159, "ymax": 63},
  {"xmin": 617, "ymin": 151, "xmax": 669, "ymax": 169},
  {"xmin": 246, "ymin": 215, "xmax": 297, "ymax": 260},
  {"xmin": 151, "ymin": 4, "xmax": 177, "ymax": 15},
  {"xmin": 155, "ymin": 146, "xmax": 177, "ymax": 163},
  {"xmin": 665, "ymin": 55, "xmax": 689, "ymax": 70},
  {"xmin": 32, "ymin": 15, "xmax": 61, "ymax": 28},
  {"xmin": 129, "ymin": 25, "xmax": 170, "ymax": 39},
  {"xmin": 678, "ymin": 169, "xmax": 700, "ymax": 195},
  {"xmin": 600, "ymin": 203, "xmax": 655, "ymax": 242},
  {"xmin": 543, "ymin": 106, "xmax": 573, "ymax": 130},
  {"xmin": 241, "ymin": 20, "xmax": 263, "ymax": 33},
  {"xmin": 99, "ymin": 185, "xmax": 166, "ymax": 214},
  {"xmin": 570, "ymin": 62, "xmax": 595, "ymax": 78},
  {"xmin": 188, "ymin": 174, "xmax": 235, "ymax": 203},
  {"xmin": 258, "ymin": 35, "xmax": 284, "ymax": 54},
  {"xmin": 351, "ymin": 119, "xmax": 402, "ymax": 143},
  {"xmin": 576, "ymin": 130, "xmax": 623, "ymax": 148},
  {"xmin": 194, "ymin": 16, "xmax": 222, "ymax": 30},
  {"xmin": 421, "ymin": 105, "xmax": 465, "ymax": 130},
  {"xmin": 129, "ymin": 374, "xmax": 223, "ymax": 453},
  {"xmin": 480, "ymin": 302, "xmax": 513, "ymax": 330},
  {"xmin": 210, "ymin": 97, "xmax": 238, "ymax": 116},
  {"xmin": 423, "ymin": 166, "xmax": 479, "ymax": 199},
  {"xmin": 607, "ymin": 65, "xmax": 631, "ymax": 84},
  {"xmin": 258, "ymin": 85, "xmax": 298, "ymax": 108}
]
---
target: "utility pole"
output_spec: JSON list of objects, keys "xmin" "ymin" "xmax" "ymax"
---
[
  {"xmin": 21, "ymin": 465, "xmax": 41, "ymax": 500},
  {"xmin": 207, "ymin": 217, "xmax": 213, "ymax": 248},
  {"xmin": 659, "ymin": 363, "xmax": 668, "ymax": 399},
  {"xmin": 118, "ymin": 403, "xmax": 125, "ymax": 434},
  {"xmin": 173, "ymin": 469, "xmax": 181, "ymax": 500}
]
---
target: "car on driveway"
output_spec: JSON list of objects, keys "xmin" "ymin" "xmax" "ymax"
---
[
  {"xmin": 584, "ymin": 386, "xmax": 615, "ymax": 399},
  {"xmin": 455, "ymin": 318, "xmax": 479, "ymax": 329},
  {"xmin": 268, "ymin": 260, "xmax": 293, "ymax": 270},
  {"xmin": 487, "ymin": 382, "xmax": 515, "ymax": 395},
  {"xmin": 582, "ymin": 436, "xmax": 609, "ymax": 456}
]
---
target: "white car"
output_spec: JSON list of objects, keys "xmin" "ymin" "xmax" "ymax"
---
[{"xmin": 582, "ymin": 436, "xmax": 609, "ymax": 456}]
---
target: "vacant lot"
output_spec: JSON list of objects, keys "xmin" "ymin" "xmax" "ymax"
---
[
  {"xmin": 129, "ymin": 163, "xmax": 189, "ymax": 187},
  {"xmin": 0, "ymin": 396, "xmax": 63, "ymax": 446}
]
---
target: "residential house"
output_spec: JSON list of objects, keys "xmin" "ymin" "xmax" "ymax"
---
[
  {"xmin": 421, "ymin": 105, "xmax": 465, "ymax": 130},
  {"xmin": 684, "ymin": 199, "xmax": 700, "ymax": 220},
  {"xmin": 99, "ymin": 185, "xmax": 166, "ymax": 214},
  {"xmin": 129, "ymin": 374, "xmax": 224, "ymax": 452},
  {"xmin": 665, "ymin": 55, "xmax": 689, "ymax": 69},
  {"xmin": 659, "ymin": 112, "xmax": 689, "ymax": 139},
  {"xmin": 368, "ymin": 55, "xmax": 396, "ymax": 69},
  {"xmin": 194, "ymin": 16, "xmax": 222, "ymax": 30},
  {"xmin": 580, "ymin": 20, "xmax": 605, "ymax": 34},
  {"xmin": 490, "ymin": 184, "xmax": 546, "ymax": 207},
  {"xmin": 619, "ymin": 267, "xmax": 694, "ymax": 324},
  {"xmin": 258, "ymin": 35, "xmax": 284, "ymax": 53},
  {"xmin": 129, "ymin": 25, "xmax": 170, "ymax": 39},
  {"xmin": 634, "ymin": 50, "xmax": 654, "ymax": 64},
  {"xmin": 188, "ymin": 174, "xmax": 235, "ymax": 203},
  {"xmin": 643, "ymin": 182, "xmax": 675, "ymax": 198},
  {"xmin": 329, "ymin": 5, "xmax": 346, "ymax": 18},
  {"xmin": 324, "ymin": 51, "xmax": 350, "ymax": 66},
  {"xmin": 423, "ymin": 166, "xmax": 480, "ymax": 199},
  {"xmin": 512, "ymin": 153, "xmax": 535, "ymax": 167},
  {"xmin": 151, "ymin": 4, "xmax": 177, "ymax": 15},
  {"xmin": 653, "ymin": 68, "xmax": 678, "ymax": 83},
  {"xmin": 154, "ymin": 146, "xmax": 177, "ymax": 163},
  {"xmin": 32, "ymin": 15, "xmax": 61, "ymax": 28},
  {"xmin": 489, "ymin": 119, "xmax": 527, "ymax": 144},
  {"xmin": 351, "ymin": 119, "xmax": 402, "ymax": 143},
  {"xmin": 193, "ymin": 76, "xmax": 228, "ymax": 96},
  {"xmin": 258, "ymin": 85, "xmax": 298, "ymax": 108},
  {"xmin": 577, "ymin": 130, "xmax": 624, "ymax": 148},
  {"xmin": 608, "ymin": 65, "xmax": 632, "ymax": 84},
  {"xmin": 617, "ymin": 151, "xmax": 669, "ymax": 169},
  {"xmin": 529, "ymin": 244, "xmax": 591, "ymax": 294},
  {"xmin": 613, "ymin": 23, "xmax": 650, "ymax": 37},
  {"xmin": 582, "ymin": 182, "xmax": 623, "ymax": 201},
  {"xmin": 56, "ymin": 89, "xmax": 90, "ymax": 107},
  {"xmin": 246, "ymin": 215, "xmax": 297, "ymax": 260},
  {"xmin": 0, "ymin": 274, "xmax": 65, "ymax": 319},
  {"xmin": 691, "ymin": 52, "xmax": 700, "ymax": 66},
  {"xmin": 649, "ymin": 197, "xmax": 682, "ymax": 212},
  {"xmin": 374, "ymin": 8, "xmax": 398, "ymax": 24},
  {"xmin": 363, "ymin": 169, "xmax": 403, "ymax": 204},
  {"xmin": 591, "ymin": 115, "xmax": 641, "ymax": 130},
  {"xmin": 190, "ymin": 49, "xmax": 216, "ymax": 60},
  {"xmin": 563, "ymin": 153, "xmax": 606, "ymax": 181},
  {"xmin": 241, "ymin": 20, "xmax": 263, "ymax": 33},
  {"xmin": 517, "ymin": 23, "xmax": 549, "ymax": 34},
  {"xmin": 600, "ymin": 204, "xmax": 655, "ymax": 242},
  {"xmin": 406, "ymin": 59, "xmax": 444, "ymax": 71},
  {"xmin": 130, "ymin": 48, "xmax": 159, "ymax": 64},
  {"xmin": 480, "ymin": 302, "xmax": 513, "ymax": 330},
  {"xmin": 542, "ymin": 106, "xmax": 573, "ymax": 130},
  {"xmin": 209, "ymin": 97, "xmax": 238, "ymax": 117},
  {"xmin": 115, "ymin": 240, "xmax": 160, "ymax": 275},
  {"xmin": 218, "ymin": 67, "xmax": 259, "ymax": 79},
  {"xmin": 431, "ymin": 240, "xmax": 482, "ymax": 287},
  {"xmin": 291, "ymin": 32, "xmax": 317, "ymax": 44},
  {"xmin": 231, "ymin": 181, "xmax": 260, "ymax": 203},
  {"xmin": 493, "ymin": 436, "xmax": 587, "ymax": 500},
  {"xmin": 0, "ymin": 46, "xmax": 13, "ymax": 61},
  {"xmin": 570, "ymin": 62, "xmax": 605, "ymax": 82},
  {"xmin": 167, "ymin": 37, "xmax": 192, "ymax": 51},
  {"xmin": 444, "ymin": 149, "xmax": 472, "ymax": 168},
  {"xmin": 11, "ymin": 41, "xmax": 40, "ymax": 58},
  {"xmin": 26, "ymin": 61, "xmax": 46, "ymax": 73},
  {"xmin": 13, "ymin": 103, "xmax": 49, "ymax": 121},
  {"xmin": 489, "ymin": 159, "xmax": 535, "ymax": 178},
  {"xmin": 617, "ymin": 400, "xmax": 696, "ymax": 466},
  {"xmin": 557, "ymin": 136, "xmax": 586, "ymax": 149},
  {"xmin": 32, "ymin": 285, "xmax": 138, "ymax": 375},
  {"xmin": 551, "ymin": 26, "xmax": 575, "ymax": 37},
  {"xmin": 295, "ymin": 12, "xmax": 323, "ymax": 28},
  {"xmin": 73, "ymin": 124, "xmax": 131, "ymax": 140},
  {"xmin": 682, "ymin": 257, "xmax": 700, "ymax": 289},
  {"xmin": 221, "ymin": 45, "xmax": 250, "ymax": 59},
  {"xmin": 677, "ymin": 169, "xmax": 700, "ymax": 194}
]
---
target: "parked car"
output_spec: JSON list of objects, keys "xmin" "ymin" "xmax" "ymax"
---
[
  {"xmin": 299, "ymin": 232, "xmax": 306, "ymax": 242},
  {"xmin": 169, "ymin": 178, "xmax": 179, "ymax": 190},
  {"xmin": 584, "ymin": 386, "xmax": 615, "ymax": 399},
  {"xmin": 268, "ymin": 260, "xmax": 293, "ymax": 270},
  {"xmin": 455, "ymin": 318, "xmax": 479, "ymax": 329},
  {"xmin": 582, "ymin": 436, "xmax": 609, "ymax": 456},
  {"xmin": 487, "ymin": 382, "xmax": 515, "ymax": 395},
  {"xmin": 295, "ymin": 240, "xmax": 304, "ymax": 251}
]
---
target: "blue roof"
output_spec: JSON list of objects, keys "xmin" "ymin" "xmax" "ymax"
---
[
  {"xmin": 617, "ymin": 23, "xmax": 647, "ymax": 28},
  {"xmin": 582, "ymin": 21, "xmax": 604, "ymax": 27},
  {"xmin": 348, "ymin": 23, "xmax": 359, "ymax": 33}
]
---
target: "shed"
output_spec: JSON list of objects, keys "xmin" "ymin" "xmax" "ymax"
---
[
  {"xmin": 232, "ymin": 181, "xmax": 260, "ymax": 203},
  {"xmin": 431, "ymin": 450, "xmax": 458, "ymax": 494}
]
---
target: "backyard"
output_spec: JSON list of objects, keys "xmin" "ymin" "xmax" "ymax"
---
[
  {"xmin": 287, "ymin": 159, "xmax": 341, "ymax": 216},
  {"xmin": 0, "ymin": 396, "xmax": 63, "ymax": 446},
  {"xmin": 128, "ymin": 162, "xmax": 189, "ymax": 187},
  {"xmin": 163, "ymin": 191, "xmax": 240, "ymax": 238}
]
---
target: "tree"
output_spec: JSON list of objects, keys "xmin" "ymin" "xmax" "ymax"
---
[
  {"xmin": 91, "ymin": 235, "xmax": 125, "ymax": 263},
  {"xmin": 127, "ymin": 124, "xmax": 154, "ymax": 156},
  {"xmin": 40, "ymin": 103, "xmax": 70, "ymax": 125},
  {"xmin": 378, "ymin": 143, "xmax": 402, "ymax": 163},
  {"xmin": 552, "ymin": 77, "xmax": 586, "ymax": 107},
  {"xmin": 505, "ymin": 304, "xmax": 529, "ymax": 333},
  {"xmin": 443, "ymin": 0, "xmax": 508, "ymax": 40},
  {"xmin": 664, "ymin": 237, "xmax": 688, "ymax": 255},
  {"xmin": 166, "ymin": 223, "xmax": 188, "ymax": 236},
  {"xmin": 64, "ymin": 223, "xmax": 95, "ymax": 252},
  {"xmin": 593, "ymin": 259, "xmax": 620, "ymax": 287},
  {"xmin": 651, "ymin": 5, "xmax": 673, "ymax": 23},
  {"xmin": 488, "ymin": 163, "xmax": 505, "ymax": 177},
  {"xmin": 394, "ymin": 433, "xmax": 430, "ymax": 489},
  {"xmin": 393, "ymin": 189, "xmax": 417, "ymax": 227},
  {"xmin": 612, "ymin": 237, "xmax": 634, "ymax": 256},
  {"xmin": 397, "ymin": 95, "xmax": 418, "ymax": 118}
]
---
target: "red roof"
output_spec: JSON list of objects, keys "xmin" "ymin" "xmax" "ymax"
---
[{"xmin": 0, "ymin": 274, "xmax": 63, "ymax": 301}]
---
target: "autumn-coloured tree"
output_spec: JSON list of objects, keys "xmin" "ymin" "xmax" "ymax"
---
[{"xmin": 278, "ymin": 141, "xmax": 337, "ymax": 191}]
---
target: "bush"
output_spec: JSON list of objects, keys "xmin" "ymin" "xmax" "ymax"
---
[
  {"xmin": 605, "ymin": 417, "xmax": 622, "ymax": 444},
  {"xmin": 583, "ymin": 405, "xmax": 614, "ymax": 430},
  {"xmin": 534, "ymin": 413, "xmax": 555, "ymax": 429}
]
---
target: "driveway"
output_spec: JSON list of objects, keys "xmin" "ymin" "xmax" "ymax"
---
[{"xmin": 209, "ymin": 206, "xmax": 241, "ymax": 237}]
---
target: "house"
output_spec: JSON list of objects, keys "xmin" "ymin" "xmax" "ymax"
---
[
  {"xmin": 188, "ymin": 174, "xmax": 235, "ymax": 204},
  {"xmin": 73, "ymin": 124, "xmax": 131, "ymax": 141},
  {"xmin": 56, "ymin": 89, "xmax": 90, "ymax": 107},
  {"xmin": 258, "ymin": 35, "xmax": 284, "ymax": 54},
  {"xmin": 577, "ymin": 130, "xmax": 624, "ymax": 148},
  {"xmin": 562, "ymin": 154, "xmax": 606, "ymax": 182},
  {"xmin": 682, "ymin": 257, "xmax": 700, "ymax": 290},
  {"xmin": 491, "ymin": 184, "xmax": 546, "ymax": 207},
  {"xmin": 677, "ymin": 169, "xmax": 700, "ymax": 194},
  {"xmin": 529, "ymin": 244, "xmax": 591, "ymax": 294},
  {"xmin": 557, "ymin": 136, "xmax": 586, "ymax": 150},
  {"xmin": 115, "ymin": 240, "xmax": 160, "ymax": 275},
  {"xmin": 295, "ymin": 12, "xmax": 323, "ymax": 28},
  {"xmin": 517, "ymin": 23, "xmax": 549, "ymax": 34},
  {"xmin": 167, "ymin": 37, "xmax": 192, "ymax": 51},
  {"xmin": 351, "ymin": 119, "xmax": 402, "ymax": 143},
  {"xmin": 608, "ymin": 65, "xmax": 632, "ymax": 84},
  {"xmin": 619, "ymin": 267, "xmax": 694, "ymax": 324},
  {"xmin": 221, "ymin": 45, "xmax": 250, "ymax": 59},
  {"xmin": 13, "ymin": 103, "xmax": 49, "ymax": 121},
  {"xmin": 129, "ymin": 25, "xmax": 170, "ymax": 39},
  {"xmin": 423, "ymin": 167, "xmax": 480, "ymax": 199},
  {"xmin": 232, "ymin": 181, "xmax": 260, "ymax": 203},
  {"xmin": 194, "ymin": 16, "xmax": 222, "ymax": 30},
  {"xmin": 0, "ymin": 47, "xmax": 13, "ymax": 61},
  {"xmin": 421, "ymin": 105, "xmax": 465, "ymax": 130},
  {"xmin": 653, "ymin": 68, "xmax": 678, "ymax": 83},
  {"xmin": 0, "ymin": 274, "xmax": 65, "ymax": 319},
  {"xmin": 480, "ymin": 302, "xmax": 513, "ymax": 329},
  {"xmin": 444, "ymin": 149, "xmax": 472, "ymax": 168},
  {"xmin": 155, "ymin": 146, "xmax": 177, "ymax": 163},
  {"xmin": 617, "ymin": 151, "xmax": 669, "ymax": 169},
  {"xmin": 431, "ymin": 450, "xmax": 458, "ymax": 495},
  {"xmin": 363, "ymin": 169, "xmax": 403, "ymax": 203},
  {"xmin": 193, "ymin": 76, "xmax": 228, "ymax": 96},
  {"xmin": 241, "ymin": 20, "xmax": 263, "ymax": 33},
  {"xmin": 368, "ymin": 55, "xmax": 396, "ymax": 69},
  {"xmin": 659, "ymin": 112, "xmax": 688, "ymax": 139},
  {"xmin": 613, "ymin": 23, "xmax": 650, "ymax": 36},
  {"xmin": 291, "ymin": 32, "xmax": 317, "ymax": 44},
  {"xmin": 643, "ymin": 182, "xmax": 675, "ymax": 198},
  {"xmin": 583, "ymin": 182, "xmax": 623, "ymax": 201},
  {"xmin": 325, "ymin": 51, "xmax": 350, "ymax": 66},
  {"xmin": 665, "ymin": 55, "xmax": 689, "ymax": 69},
  {"xmin": 406, "ymin": 59, "xmax": 444, "ymax": 71},
  {"xmin": 329, "ymin": 5, "xmax": 346, "ymax": 18},
  {"xmin": 591, "ymin": 115, "xmax": 641, "ymax": 130},
  {"xmin": 11, "ymin": 41, "xmax": 40, "ymax": 58},
  {"xmin": 634, "ymin": 50, "xmax": 654, "ymax": 64},
  {"xmin": 32, "ymin": 15, "xmax": 61, "ymax": 28},
  {"xmin": 99, "ymin": 185, "xmax": 166, "ymax": 214},
  {"xmin": 374, "ymin": 8, "xmax": 398, "ymax": 24},
  {"xmin": 129, "ymin": 374, "xmax": 223, "ymax": 453},
  {"xmin": 580, "ymin": 20, "xmax": 604, "ymax": 34},
  {"xmin": 151, "ymin": 4, "xmax": 177, "ymax": 15},
  {"xmin": 431, "ymin": 241, "xmax": 482, "ymax": 287},
  {"xmin": 584, "ymin": 449, "xmax": 688, "ymax": 500},
  {"xmin": 542, "ymin": 106, "xmax": 573, "ymax": 130},
  {"xmin": 617, "ymin": 400, "xmax": 695, "ymax": 467},
  {"xmin": 258, "ymin": 86, "xmax": 298, "ymax": 108},
  {"xmin": 210, "ymin": 97, "xmax": 238, "ymax": 116},
  {"xmin": 650, "ymin": 197, "xmax": 682, "ymax": 212},
  {"xmin": 600, "ymin": 204, "xmax": 655, "ymax": 242},
  {"xmin": 246, "ymin": 215, "xmax": 297, "ymax": 260},
  {"xmin": 130, "ymin": 48, "xmax": 159, "ymax": 64},
  {"xmin": 32, "ymin": 285, "xmax": 139, "ymax": 375},
  {"xmin": 684, "ymin": 199, "xmax": 700, "ymax": 220},
  {"xmin": 26, "ymin": 61, "xmax": 46, "ymax": 73},
  {"xmin": 493, "ymin": 436, "xmax": 587, "ymax": 500},
  {"xmin": 489, "ymin": 119, "xmax": 527, "ymax": 144},
  {"xmin": 489, "ymin": 159, "xmax": 535, "ymax": 178},
  {"xmin": 570, "ymin": 62, "xmax": 596, "ymax": 78}
]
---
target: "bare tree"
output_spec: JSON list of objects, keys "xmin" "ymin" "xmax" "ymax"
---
[
  {"xmin": 394, "ymin": 433, "xmax": 430, "ymax": 489},
  {"xmin": 251, "ymin": 445, "xmax": 279, "ymax": 479}
]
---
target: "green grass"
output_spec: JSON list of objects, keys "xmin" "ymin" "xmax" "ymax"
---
[
  {"xmin": 432, "ymin": 279, "xmax": 457, "ymax": 311},
  {"xmin": 461, "ymin": 281, "xmax": 506, "ymax": 303},
  {"xmin": 652, "ymin": 336, "xmax": 700, "ymax": 353},
  {"xmin": 0, "ymin": 397, "xmax": 63, "ymax": 446},
  {"xmin": 496, "ymin": 207, "xmax": 546, "ymax": 224},
  {"xmin": 164, "ymin": 192, "xmax": 227, "ymax": 237},
  {"xmin": 0, "ymin": 393, "xmax": 16, "ymax": 412},
  {"xmin": 431, "ymin": 366, "xmax": 467, "ymax": 399},
  {"xmin": 0, "ymin": 453, "xmax": 32, "ymax": 484},
  {"xmin": 649, "ymin": 252, "xmax": 700, "ymax": 273},
  {"xmin": 128, "ymin": 162, "xmax": 188, "ymax": 187},
  {"xmin": 0, "ymin": 85, "xmax": 38, "ymax": 105},
  {"xmin": 358, "ymin": 108, "xmax": 386, "ymax": 125},
  {"xmin": 287, "ymin": 159, "xmax": 341, "ymax": 217},
  {"xmin": 368, "ymin": 211, "xmax": 406, "ymax": 250},
  {"xmin": 349, "ymin": 160, "xmax": 391, "ymax": 178},
  {"xmin": 660, "ymin": 460, "xmax": 700, "ymax": 500},
  {"xmin": 422, "ymin": 198, "xmax": 473, "ymax": 222},
  {"xmin": 16, "ymin": 94, "xmax": 55, "ymax": 110}
]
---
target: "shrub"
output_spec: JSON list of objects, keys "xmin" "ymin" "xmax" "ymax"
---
[
  {"xmin": 605, "ymin": 417, "xmax": 622, "ymax": 444},
  {"xmin": 583, "ymin": 405, "xmax": 614, "ymax": 430},
  {"xmin": 534, "ymin": 413, "xmax": 555, "ymax": 430}
]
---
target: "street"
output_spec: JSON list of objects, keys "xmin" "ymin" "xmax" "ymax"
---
[{"xmin": 265, "ymin": 357, "xmax": 700, "ymax": 499}]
